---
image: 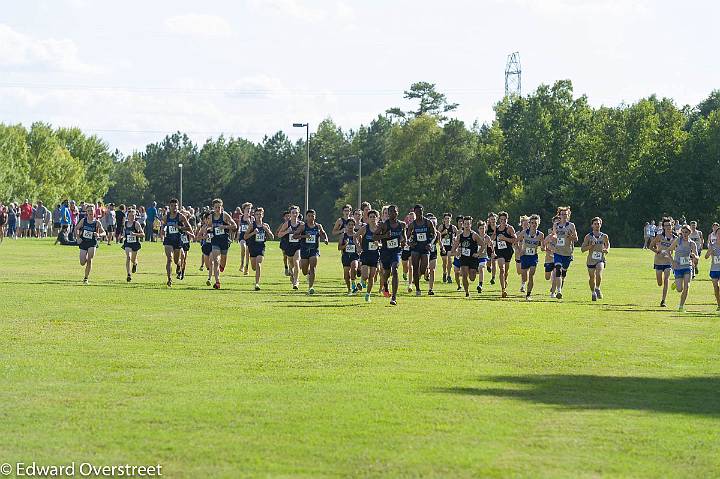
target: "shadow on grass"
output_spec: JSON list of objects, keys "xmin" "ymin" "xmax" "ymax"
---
[{"xmin": 434, "ymin": 375, "xmax": 720, "ymax": 416}]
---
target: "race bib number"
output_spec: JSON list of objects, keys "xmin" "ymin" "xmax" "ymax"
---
[
  {"xmin": 306, "ymin": 235, "xmax": 316, "ymax": 244},
  {"xmin": 368, "ymin": 242, "xmax": 378, "ymax": 251},
  {"xmin": 497, "ymin": 240, "xmax": 507, "ymax": 249},
  {"xmin": 678, "ymin": 256, "xmax": 690, "ymax": 265},
  {"xmin": 556, "ymin": 237, "xmax": 566, "ymax": 247},
  {"xmin": 240, "ymin": 224, "xmax": 248, "ymax": 232},
  {"xmin": 713, "ymin": 256, "xmax": 720, "ymax": 265},
  {"xmin": 442, "ymin": 238, "xmax": 451, "ymax": 246},
  {"xmin": 168, "ymin": 226, "xmax": 178, "ymax": 234},
  {"xmin": 207, "ymin": 232, "xmax": 214, "ymax": 239},
  {"xmin": 525, "ymin": 247, "xmax": 536, "ymax": 256},
  {"xmin": 461, "ymin": 247, "xmax": 472, "ymax": 257},
  {"xmin": 256, "ymin": 231, "xmax": 265, "ymax": 242},
  {"xmin": 289, "ymin": 231, "xmax": 299, "ymax": 242},
  {"xmin": 403, "ymin": 244, "xmax": 410, "ymax": 251},
  {"xmin": 181, "ymin": 234, "xmax": 189, "ymax": 244},
  {"xmin": 345, "ymin": 244, "xmax": 356, "ymax": 253},
  {"xmin": 591, "ymin": 251, "xmax": 603, "ymax": 260},
  {"xmin": 82, "ymin": 230, "xmax": 94, "ymax": 239},
  {"xmin": 126, "ymin": 235, "xmax": 136, "ymax": 244},
  {"xmin": 387, "ymin": 238, "xmax": 399, "ymax": 249},
  {"xmin": 416, "ymin": 232, "xmax": 427, "ymax": 242},
  {"xmin": 214, "ymin": 227, "xmax": 224, "ymax": 236}
]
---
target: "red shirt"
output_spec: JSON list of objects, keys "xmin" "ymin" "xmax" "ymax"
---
[{"xmin": 20, "ymin": 203, "xmax": 33, "ymax": 221}]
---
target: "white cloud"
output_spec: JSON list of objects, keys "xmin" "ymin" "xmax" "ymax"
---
[
  {"xmin": 248, "ymin": 0, "xmax": 355, "ymax": 23},
  {"xmin": 495, "ymin": 0, "xmax": 650, "ymax": 17},
  {"xmin": 164, "ymin": 14, "xmax": 233, "ymax": 37},
  {"xmin": 0, "ymin": 24, "xmax": 99, "ymax": 74}
]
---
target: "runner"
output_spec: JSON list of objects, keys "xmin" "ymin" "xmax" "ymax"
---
[
  {"xmin": 708, "ymin": 222, "xmax": 719, "ymax": 248},
  {"xmin": 199, "ymin": 213, "xmax": 214, "ymax": 285},
  {"xmin": 515, "ymin": 215, "xmax": 529, "ymax": 289},
  {"xmin": 178, "ymin": 220, "xmax": 194, "ymax": 281},
  {"xmin": 543, "ymin": 216, "xmax": 559, "ymax": 297},
  {"xmin": 374, "ymin": 205, "xmax": 406, "ymax": 305},
  {"xmin": 293, "ymin": 209, "xmax": 329, "ymax": 295},
  {"xmin": 551, "ymin": 206, "xmax": 577, "ymax": 300},
  {"xmin": 104, "ymin": 204, "xmax": 116, "ymax": 245},
  {"xmin": 115, "ymin": 204, "xmax": 126, "ymax": 244},
  {"xmin": 231, "ymin": 206, "xmax": 242, "ymax": 242},
  {"xmin": 517, "ymin": 214, "xmax": 544, "ymax": 301},
  {"xmin": 704, "ymin": 237, "xmax": 720, "ymax": 311},
  {"xmin": 356, "ymin": 209, "xmax": 381, "ymax": 302},
  {"xmin": 426, "ymin": 214, "xmax": 440, "ymax": 296},
  {"xmin": 666, "ymin": 224, "xmax": 699, "ymax": 311},
  {"xmin": 244, "ymin": 207, "xmax": 274, "ymax": 291},
  {"xmin": 688, "ymin": 221, "xmax": 704, "ymax": 275},
  {"xmin": 331, "ymin": 204, "xmax": 353, "ymax": 237},
  {"xmin": 400, "ymin": 211, "xmax": 414, "ymax": 291},
  {"xmin": 338, "ymin": 218, "xmax": 360, "ymax": 295},
  {"xmin": 238, "ymin": 202, "xmax": 253, "ymax": 274},
  {"xmin": 453, "ymin": 216, "xmax": 480, "ymax": 298},
  {"xmin": 209, "ymin": 198, "xmax": 237, "ymax": 289},
  {"xmin": 162, "ymin": 198, "xmax": 192, "ymax": 288},
  {"xmin": 122, "ymin": 208, "xmax": 144, "ymax": 282},
  {"xmin": 353, "ymin": 209, "xmax": 365, "ymax": 284},
  {"xmin": 74, "ymin": 204, "xmax": 106, "ymax": 284},
  {"xmin": 493, "ymin": 211, "xmax": 517, "ymax": 298},
  {"xmin": 581, "ymin": 217, "xmax": 610, "ymax": 301},
  {"xmin": 649, "ymin": 216, "xmax": 676, "ymax": 307},
  {"xmin": 474, "ymin": 220, "xmax": 494, "ymax": 294},
  {"xmin": 408, "ymin": 208, "xmax": 435, "ymax": 295},
  {"xmin": 0, "ymin": 204, "xmax": 6, "ymax": 243},
  {"xmin": 277, "ymin": 206, "xmax": 303, "ymax": 290},
  {"xmin": 486, "ymin": 213, "xmax": 498, "ymax": 284},
  {"xmin": 276, "ymin": 210, "xmax": 291, "ymax": 276},
  {"xmin": 453, "ymin": 215, "xmax": 464, "ymax": 291},
  {"xmin": 438, "ymin": 213, "xmax": 457, "ymax": 284}
]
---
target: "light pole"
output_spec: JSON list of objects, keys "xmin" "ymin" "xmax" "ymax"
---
[
  {"xmin": 178, "ymin": 163, "xmax": 183, "ymax": 207},
  {"xmin": 293, "ymin": 122, "xmax": 309, "ymax": 212},
  {"xmin": 357, "ymin": 156, "xmax": 362, "ymax": 210}
]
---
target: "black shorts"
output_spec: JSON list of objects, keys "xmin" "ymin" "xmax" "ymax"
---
[
  {"xmin": 79, "ymin": 240, "xmax": 98, "ymax": 251},
  {"xmin": 459, "ymin": 256, "xmax": 479, "ymax": 270},
  {"xmin": 249, "ymin": 244, "xmax": 266, "ymax": 258},
  {"xmin": 496, "ymin": 247, "xmax": 514, "ymax": 262},
  {"xmin": 301, "ymin": 248, "xmax": 319, "ymax": 260},
  {"xmin": 286, "ymin": 242, "xmax": 302, "ymax": 257},
  {"xmin": 163, "ymin": 235, "xmax": 182, "ymax": 250},
  {"xmin": 401, "ymin": 249, "xmax": 412, "ymax": 261},
  {"xmin": 181, "ymin": 242, "xmax": 191, "ymax": 252},
  {"xmin": 124, "ymin": 242, "xmax": 141, "ymax": 252},
  {"xmin": 341, "ymin": 252, "xmax": 359, "ymax": 267},
  {"xmin": 360, "ymin": 250, "xmax": 380, "ymax": 267},
  {"xmin": 201, "ymin": 243, "xmax": 213, "ymax": 256},
  {"xmin": 429, "ymin": 250, "xmax": 437, "ymax": 261}
]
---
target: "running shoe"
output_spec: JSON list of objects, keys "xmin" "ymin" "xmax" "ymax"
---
[
  {"xmin": 592, "ymin": 291, "xmax": 597, "ymax": 301},
  {"xmin": 351, "ymin": 285, "xmax": 358, "ymax": 294},
  {"xmin": 365, "ymin": 293, "xmax": 371, "ymax": 303},
  {"xmin": 465, "ymin": 292, "xmax": 470, "ymax": 298},
  {"xmin": 83, "ymin": 278, "xmax": 89, "ymax": 285},
  {"xmin": 520, "ymin": 284, "xmax": 525, "ymax": 293},
  {"xmin": 490, "ymin": 278, "xmax": 495, "ymax": 285},
  {"xmin": 660, "ymin": 300, "xmax": 666, "ymax": 307},
  {"xmin": 167, "ymin": 279, "xmax": 172, "ymax": 288},
  {"xmin": 501, "ymin": 291, "xmax": 508, "ymax": 298},
  {"xmin": 293, "ymin": 284, "xmax": 299, "ymax": 290},
  {"xmin": 308, "ymin": 287, "xmax": 315, "ymax": 295},
  {"xmin": 556, "ymin": 291, "xmax": 563, "ymax": 299},
  {"xmin": 403, "ymin": 273, "xmax": 407, "ymax": 281},
  {"xmin": 526, "ymin": 294, "xmax": 532, "ymax": 301},
  {"xmin": 220, "ymin": 265, "xmax": 225, "ymax": 273},
  {"xmin": 407, "ymin": 285, "xmax": 413, "ymax": 293},
  {"xmin": 176, "ymin": 265, "xmax": 181, "ymax": 275},
  {"xmin": 255, "ymin": 284, "xmax": 260, "ymax": 291},
  {"xmin": 678, "ymin": 305, "xmax": 685, "ymax": 312},
  {"xmin": 284, "ymin": 268, "xmax": 290, "ymax": 276},
  {"xmin": 595, "ymin": 288, "xmax": 603, "ymax": 299},
  {"xmin": 243, "ymin": 269, "xmax": 248, "ymax": 276},
  {"xmin": 126, "ymin": 275, "xmax": 131, "ymax": 283},
  {"xmin": 206, "ymin": 279, "xmax": 211, "ymax": 286},
  {"xmin": 360, "ymin": 280, "xmax": 367, "ymax": 289},
  {"xmin": 132, "ymin": 264, "xmax": 137, "ymax": 273},
  {"xmin": 456, "ymin": 285, "xmax": 462, "ymax": 291},
  {"xmin": 442, "ymin": 274, "xmax": 447, "ymax": 283},
  {"xmin": 390, "ymin": 297, "xmax": 397, "ymax": 306},
  {"xmin": 415, "ymin": 290, "xmax": 421, "ymax": 297},
  {"xmin": 477, "ymin": 284, "xmax": 482, "ymax": 294},
  {"xmin": 428, "ymin": 289, "xmax": 435, "ymax": 296},
  {"xmin": 180, "ymin": 270, "xmax": 185, "ymax": 280},
  {"xmin": 716, "ymin": 305, "xmax": 720, "ymax": 312},
  {"xmin": 383, "ymin": 289, "xmax": 390, "ymax": 298}
]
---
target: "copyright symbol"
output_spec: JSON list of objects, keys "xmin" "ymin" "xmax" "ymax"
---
[{"xmin": 0, "ymin": 463, "xmax": 11, "ymax": 475}]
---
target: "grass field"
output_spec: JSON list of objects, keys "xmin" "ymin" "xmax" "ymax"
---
[{"xmin": 1, "ymin": 238, "xmax": 719, "ymax": 478}]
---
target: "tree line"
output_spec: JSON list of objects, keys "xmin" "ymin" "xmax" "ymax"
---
[{"xmin": 1, "ymin": 80, "xmax": 718, "ymax": 246}]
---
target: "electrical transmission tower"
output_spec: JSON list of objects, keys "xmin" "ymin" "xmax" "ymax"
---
[{"xmin": 504, "ymin": 52, "xmax": 522, "ymax": 97}]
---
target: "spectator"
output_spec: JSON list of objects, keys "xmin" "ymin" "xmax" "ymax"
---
[
  {"xmin": 643, "ymin": 222, "xmax": 651, "ymax": 248},
  {"xmin": 55, "ymin": 200, "xmax": 72, "ymax": 245},
  {"xmin": 138, "ymin": 206, "xmax": 147, "ymax": 241},
  {"xmin": 0, "ymin": 202, "xmax": 6, "ymax": 243},
  {"xmin": 7, "ymin": 203, "xmax": 18, "ymax": 239},
  {"xmin": 19, "ymin": 199, "xmax": 32, "ymax": 238},
  {"xmin": 146, "ymin": 201, "xmax": 158, "ymax": 241},
  {"xmin": 52, "ymin": 204, "xmax": 62, "ymax": 235},
  {"xmin": 34, "ymin": 201, "xmax": 49, "ymax": 238},
  {"xmin": 104, "ymin": 204, "xmax": 116, "ymax": 245},
  {"xmin": 116, "ymin": 204, "xmax": 126, "ymax": 243}
]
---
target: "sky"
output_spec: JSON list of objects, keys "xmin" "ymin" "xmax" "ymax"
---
[{"xmin": 0, "ymin": 0, "xmax": 718, "ymax": 154}]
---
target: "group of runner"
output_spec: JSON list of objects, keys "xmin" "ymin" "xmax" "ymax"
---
[{"xmin": 27, "ymin": 196, "xmax": 720, "ymax": 311}]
